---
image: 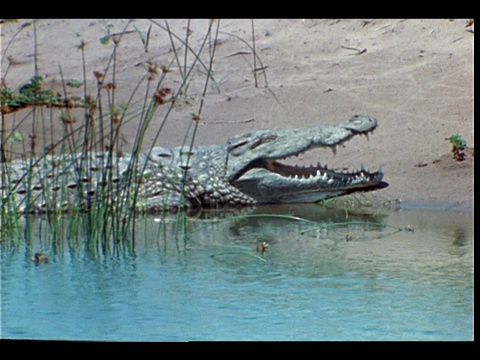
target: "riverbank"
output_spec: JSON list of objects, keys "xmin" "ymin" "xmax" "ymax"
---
[{"xmin": 1, "ymin": 19, "xmax": 473, "ymax": 209}]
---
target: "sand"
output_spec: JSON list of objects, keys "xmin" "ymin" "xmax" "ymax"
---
[{"xmin": 0, "ymin": 19, "xmax": 474, "ymax": 210}]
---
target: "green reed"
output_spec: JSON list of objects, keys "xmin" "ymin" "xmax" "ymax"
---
[{"xmin": 0, "ymin": 19, "xmax": 263, "ymax": 248}]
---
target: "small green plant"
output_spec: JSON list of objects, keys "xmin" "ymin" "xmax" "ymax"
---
[
  {"xmin": 66, "ymin": 79, "xmax": 83, "ymax": 88},
  {"xmin": 448, "ymin": 133, "xmax": 467, "ymax": 161},
  {"xmin": 99, "ymin": 20, "xmax": 115, "ymax": 45},
  {"xmin": 133, "ymin": 24, "xmax": 152, "ymax": 53},
  {"xmin": 0, "ymin": 75, "xmax": 83, "ymax": 113}
]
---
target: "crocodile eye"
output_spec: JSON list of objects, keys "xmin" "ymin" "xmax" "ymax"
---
[
  {"xmin": 251, "ymin": 134, "xmax": 277, "ymax": 150},
  {"xmin": 228, "ymin": 140, "xmax": 249, "ymax": 152}
]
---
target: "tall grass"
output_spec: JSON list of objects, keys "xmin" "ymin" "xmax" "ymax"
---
[{"xmin": 0, "ymin": 19, "xmax": 264, "ymax": 248}]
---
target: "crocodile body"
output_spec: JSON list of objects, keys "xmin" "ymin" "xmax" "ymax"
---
[{"xmin": 1, "ymin": 115, "xmax": 384, "ymax": 214}]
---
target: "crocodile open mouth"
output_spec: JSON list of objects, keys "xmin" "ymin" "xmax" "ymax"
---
[
  {"xmin": 229, "ymin": 116, "xmax": 385, "ymax": 203},
  {"xmin": 266, "ymin": 159, "xmax": 383, "ymax": 190},
  {"xmin": 232, "ymin": 154, "xmax": 384, "ymax": 204}
]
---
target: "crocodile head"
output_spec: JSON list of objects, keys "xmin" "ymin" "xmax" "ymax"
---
[{"xmin": 226, "ymin": 115, "xmax": 384, "ymax": 204}]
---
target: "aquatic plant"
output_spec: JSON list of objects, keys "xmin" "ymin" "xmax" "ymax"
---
[{"xmin": 0, "ymin": 19, "xmax": 265, "ymax": 246}]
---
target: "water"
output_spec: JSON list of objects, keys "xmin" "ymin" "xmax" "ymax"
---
[{"xmin": 1, "ymin": 205, "xmax": 473, "ymax": 341}]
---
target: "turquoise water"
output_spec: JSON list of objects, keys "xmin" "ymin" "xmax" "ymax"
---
[{"xmin": 1, "ymin": 206, "xmax": 473, "ymax": 341}]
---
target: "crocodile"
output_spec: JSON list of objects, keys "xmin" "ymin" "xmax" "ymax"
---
[{"xmin": 0, "ymin": 115, "xmax": 384, "ymax": 214}]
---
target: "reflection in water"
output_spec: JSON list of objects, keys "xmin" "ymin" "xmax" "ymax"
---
[{"xmin": 1, "ymin": 205, "xmax": 473, "ymax": 341}]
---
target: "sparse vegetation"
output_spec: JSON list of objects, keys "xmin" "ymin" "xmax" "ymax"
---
[
  {"xmin": 0, "ymin": 75, "xmax": 84, "ymax": 113},
  {"xmin": 1, "ymin": 19, "xmax": 259, "ymax": 245}
]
